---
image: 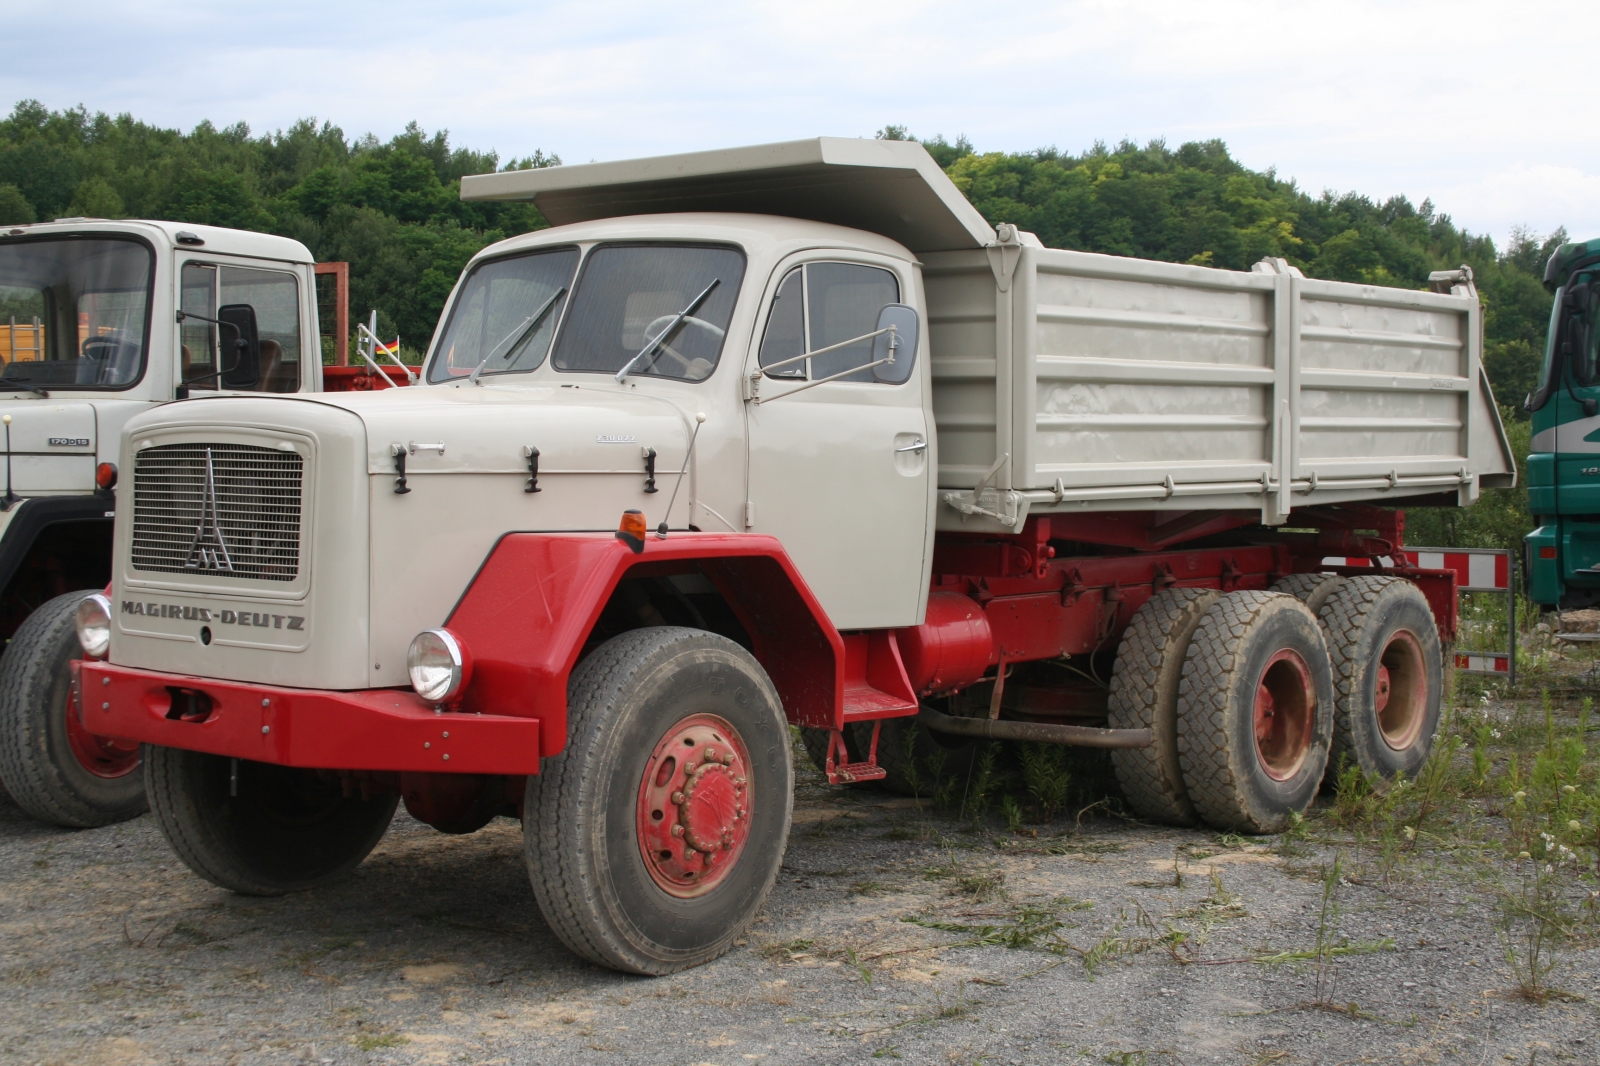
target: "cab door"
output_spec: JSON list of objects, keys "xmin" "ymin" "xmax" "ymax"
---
[
  {"xmin": 178, "ymin": 259, "xmax": 310, "ymax": 396},
  {"xmin": 742, "ymin": 254, "xmax": 931, "ymax": 630}
]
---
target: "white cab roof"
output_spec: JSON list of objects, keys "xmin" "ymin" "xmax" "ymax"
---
[
  {"xmin": 460, "ymin": 137, "xmax": 998, "ymax": 253},
  {"xmin": 0, "ymin": 218, "xmax": 314, "ymax": 263}
]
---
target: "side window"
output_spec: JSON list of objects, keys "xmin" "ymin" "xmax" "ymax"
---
[
  {"xmin": 179, "ymin": 262, "xmax": 302, "ymax": 393},
  {"xmin": 757, "ymin": 262, "xmax": 905, "ymax": 383}
]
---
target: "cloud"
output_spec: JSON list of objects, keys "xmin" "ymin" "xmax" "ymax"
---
[{"xmin": 4, "ymin": 0, "xmax": 1597, "ymax": 243}]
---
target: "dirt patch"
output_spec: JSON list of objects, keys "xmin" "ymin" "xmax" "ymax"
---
[{"xmin": 2, "ymin": 715, "xmax": 1599, "ymax": 1065}]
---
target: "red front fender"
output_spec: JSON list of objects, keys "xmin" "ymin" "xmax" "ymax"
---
[{"xmin": 445, "ymin": 532, "xmax": 845, "ymax": 756}]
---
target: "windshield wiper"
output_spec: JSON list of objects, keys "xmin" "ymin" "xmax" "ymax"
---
[
  {"xmin": 468, "ymin": 288, "xmax": 566, "ymax": 387},
  {"xmin": 615, "ymin": 279, "xmax": 719, "ymax": 383},
  {"xmin": 0, "ymin": 383, "xmax": 48, "ymax": 398}
]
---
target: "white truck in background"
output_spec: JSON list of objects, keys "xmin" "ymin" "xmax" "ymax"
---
[{"xmin": 0, "ymin": 219, "xmax": 407, "ymax": 827}]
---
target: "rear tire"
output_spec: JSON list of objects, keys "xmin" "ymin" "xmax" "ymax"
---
[
  {"xmin": 1271, "ymin": 573, "xmax": 1346, "ymax": 615},
  {"xmin": 144, "ymin": 746, "xmax": 396, "ymax": 895},
  {"xmin": 1176, "ymin": 591, "xmax": 1334, "ymax": 834},
  {"xmin": 1319, "ymin": 576, "xmax": 1443, "ymax": 781},
  {"xmin": 0, "ymin": 590, "xmax": 145, "ymax": 827},
  {"xmin": 1107, "ymin": 588, "xmax": 1219, "ymax": 825},
  {"xmin": 525, "ymin": 627, "xmax": 792, "ymax": 974}
]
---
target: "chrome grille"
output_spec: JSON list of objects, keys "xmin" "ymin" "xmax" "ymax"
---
[{"xmin": 131, "ymin": 443, "xmax": 303, "ymax": 581}]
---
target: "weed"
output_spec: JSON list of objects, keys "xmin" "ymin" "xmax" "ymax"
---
[
  {"xmin": 757, "ymin": 937, "xmax": 815, "ymax": 960},
  {"xmin": 961, "ymin": 742, "xmax": 1003, "ymax": 820},
  {"xmin": 1168, "ymin": 867, "xmax": 1247, "ymax": 943},
  {"xmin": 1496, "ymin": 863, "xmax": 1576, "ymax": 1002},
  {"xmin": 1001, "ymin": 795, "xmax": 1025, "ymax": 834},
  {"xmin": 951, "ymin": 869, "xmax": 1007, "ymax": 903},
  {"xmin": 353, "ymin": 1033, "xmax": 409, "ymax": 1050},
  {"xmin": 904, "ymin": 896, "xmax": 1091, "ymax": 953},
  {"xmin": 871, "ymin": 1047, "xmax": 902, "ymax": 1059},
  {"xmin": 1020, "ymin": 742, "xmax": 1073, "ymax": 819},
  {"xmin": 851, "ymin": 881, "xmax": 889, "ymax": 897}
]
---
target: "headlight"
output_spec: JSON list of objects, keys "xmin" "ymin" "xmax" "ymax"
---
[
  {"xmin": 76, "ymin": 593, "xmax": 112, "ymax": 660},
  {"xmin": 407, "ymin": 628, "xmax": 471, "ymax": 703}
]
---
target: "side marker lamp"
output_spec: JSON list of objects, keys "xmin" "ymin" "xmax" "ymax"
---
[
  {"xmin": 95, "ymin": 462, "xmax": 117, "ymax": 491},
  {"xmin": 76, "ymin": 593, "xmax": 112, "ymax": 659},
  {"xmin": 616, "ymin": 508, "xmax": 647, "ymax": 554},
  {"xmin": 407, "ymin": 628, "xmax": 471, "ymax": 703}
]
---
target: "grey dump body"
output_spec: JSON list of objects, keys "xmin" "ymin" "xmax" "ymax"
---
[{"xmin": 466, "ymin": 139, "xmax": 1514, "ymax": 532}]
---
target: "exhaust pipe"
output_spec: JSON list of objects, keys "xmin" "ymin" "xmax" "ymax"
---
[{"xmin": 917, "ymin": 705, "xmax": 1151, "ymax": 749}]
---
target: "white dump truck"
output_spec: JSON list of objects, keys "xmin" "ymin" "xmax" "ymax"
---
[
  {"xmin": 0, "ymin": 219, "xmax": 408, "ymax": 827},
  {"xmin": 77, "ymin": 138, "xmax": 1512, "ymax": 973}
]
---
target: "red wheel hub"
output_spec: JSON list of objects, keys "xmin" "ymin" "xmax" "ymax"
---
[
  {"xmin": 1253, "ymin": 649, "xmax": 1316, "ymax": 782},
  {"xmin": 1376, "ymin": 628, "xmax": 1427, "ymax": 751},
  {"xmin": 65, "ymin": 676, "xmax": 140, "ymax": 779},
  {"xmin": 636, "ymin": 713, "xmax": 751, "ymax": 899}
]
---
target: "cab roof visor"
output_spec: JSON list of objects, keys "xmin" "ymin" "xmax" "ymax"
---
[{"xmin": 458, "ymin": 137, "xmax": 997, "ymax": 253}]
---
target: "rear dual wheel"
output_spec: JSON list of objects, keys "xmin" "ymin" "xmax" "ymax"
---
[
  {"xmin": 1175, "ymin": 590, "xmax": 1335, "ymax": 834},
  {"xmin": 1320, "ymin": 577, "xmax": 1442, "ymax": 781},
  {"xmin": 525, "ymin": 627, "xmax": 792, "ymax": 974}
]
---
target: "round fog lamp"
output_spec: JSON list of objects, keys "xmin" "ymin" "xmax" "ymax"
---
[
  {"xmin": 76, "ymin": 593, "xmax": 112, "ymax": 660},
  {"xmin": 407, "ymin": 628, "xmax": 470, "ymax": 703}
]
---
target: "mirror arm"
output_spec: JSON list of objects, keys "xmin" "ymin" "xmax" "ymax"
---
[
  {"xmin": 755, "ymin": 324, "xmax": 894, "ymax": 376},
  {"xmin": 175, "ymin": 312, "xmax": 245, "ymax": 391},
  {"xmin": 751, "ymin": 352, "xmax": 896, "ymax": 405}
]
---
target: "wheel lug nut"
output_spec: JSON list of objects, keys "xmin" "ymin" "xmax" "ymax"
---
[
  {"xmin": 671, "ymin": 824, "xmax": 684, "ymax": 837},
  {"xmin": 705, "ymin": 746, "xmax": 717, "ymax": 760},
  {"xmin": 723, "ymin": 752, "xmax": 735, "ymax": 765},
  {"xmin": 671, "ymin": 791, "xmax": 684, "ymax": 804}
]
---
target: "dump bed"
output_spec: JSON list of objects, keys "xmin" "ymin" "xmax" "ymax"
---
[
  {"xmin": 462, "ymin": 137, "xmax": 1515, "ymax": 529},
  {"xmin": 925, "ymin": 246, "xmax": 1515, "ymax": 528}
]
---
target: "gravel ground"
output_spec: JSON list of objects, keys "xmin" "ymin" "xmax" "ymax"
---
[{"xmin": 3, "ymin": 746, "xmax": 1598, "ymax": 1066}]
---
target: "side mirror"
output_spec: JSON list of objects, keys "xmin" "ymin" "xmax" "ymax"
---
[
  {"xmin": 871, "ymin": 303, "xmax": 919, "ymax": 384},
  {"xmin": 216, "ymin": 303, "xmax": 260, "ymax": 389}
]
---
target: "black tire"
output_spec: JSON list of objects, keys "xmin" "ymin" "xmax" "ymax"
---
[
  {"xmin": 1271, "ymin": 573, "xmax": 1346, "ymax": 616},
  {"xmin": 144, "ymin": 746, "xmax": 397, "ymax": 895},
  {"xmin": 1107, "ymin": 588, "xmax": 1220, "ymax": 825},
  {"xmin": 1319, "ymin": 576, "xmax": 1443, "ymax": 781},
  {"xmin": 0, "ymin": 589, "xmax": 146, "ymax": 827},
  {"xmin": 524, "ymin": 627, "xmax": 792, "ymax": 974},
  {"xmin": 1176, "ymin": 591, "xmax": 1334, "ymax": 834},
  {"xmin": 802, "ymin": 719, "xmax": 977, "ymax": 797}
]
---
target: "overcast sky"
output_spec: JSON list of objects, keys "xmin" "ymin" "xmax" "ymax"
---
[{"xmin": 5, "ymin": 0, "xmax": 1594, "ymax": 248}]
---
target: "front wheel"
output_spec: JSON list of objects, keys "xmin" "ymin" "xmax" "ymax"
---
[
  {"xmin": 525, "ymin": 627, "xmax": 792, "ymax": 974},
  {"xmin": 0, "ymin": 590, "xmax": 145, "ymax": 827},
  {"xmin": 144, "ymin": 747, "xmax": 397, "ymax": 895}
]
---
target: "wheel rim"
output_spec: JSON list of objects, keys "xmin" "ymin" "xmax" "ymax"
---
[
  {"xmin": 1253, "ymin": 649, "xmax": 1316, "ymax": 782},
  {"xmin": 63, "ymin": 681, "xmax": 140, "ymax": 779},
  {"xmin": 636, "ymin": 713, "xmax": 751, "ymax": 899},
  {"xmin": 1375, "ymin": 628, "xmax": 1428, "ymax": 752}
]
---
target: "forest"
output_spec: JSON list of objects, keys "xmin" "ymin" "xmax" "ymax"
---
[{"xmin": 0, "ymin": 103, "xmax": 1565, "ymax": 550}]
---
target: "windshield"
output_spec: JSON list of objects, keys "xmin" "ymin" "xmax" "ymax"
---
[
  {"xmin": 427, "ymin": 247, "xmax": 580, "ymax": 383},
  {"xmin": 0, "ymin": 237, "xmax": 152, "ymax": 389},
  {"xmin": 552, "ymin": 243, "xmax": 744, "ymax": 382}
]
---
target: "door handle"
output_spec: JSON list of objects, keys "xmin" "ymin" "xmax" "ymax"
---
[{"xmin": 895, "ymin": 439, "xmax": 927, "ymax": 453}]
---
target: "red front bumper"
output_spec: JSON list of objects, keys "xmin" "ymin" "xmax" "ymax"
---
[{"xmin": 77, "ymin": 660, "xmax": 543, "ymax": 775}]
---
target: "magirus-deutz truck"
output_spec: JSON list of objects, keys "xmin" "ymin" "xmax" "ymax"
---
[{"xmin": 73, "ymin": 139, "xmax": 1512, "ymax": 973}]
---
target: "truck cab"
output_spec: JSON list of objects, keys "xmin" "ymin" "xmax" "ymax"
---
[
  {"xmin": 0, "ymin": 218, "xmax": 355, "ymax": 826},
  {"xmin": 1526, "ymin": 237, "xmax": 1600, "ymax": 608}
]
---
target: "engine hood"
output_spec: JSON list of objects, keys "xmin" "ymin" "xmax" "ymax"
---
[{"xmin": 302, "ymin": 383, "xmax": 696, "ymax": 478}]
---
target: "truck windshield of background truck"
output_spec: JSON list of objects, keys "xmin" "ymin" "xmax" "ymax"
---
[
  {"xmin": 427, "ymin": 246, "xmax": 580, "ymax": 383},
  {"xmin": 0, "ymin": 237, "xmax": 152, "ymax": 390},
  {"xmin": 551, "ymin": 243, "xmax": 745, "ymax": 382}
]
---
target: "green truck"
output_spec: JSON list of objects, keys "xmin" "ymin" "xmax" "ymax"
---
[{"xmin": 1527, "ymin": 238, "xmax": 1600, "ymax": 608}]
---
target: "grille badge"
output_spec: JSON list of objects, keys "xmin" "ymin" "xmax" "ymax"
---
[{"xmin": 183, "ymin": 447, "xmax": 235, "ymax": 572}]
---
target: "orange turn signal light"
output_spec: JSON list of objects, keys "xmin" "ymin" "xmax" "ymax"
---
[
  {"xmin": 616, "ymin": 509, "xmax": 647, "ymax": 553},
  {"xmin": 95, "ymin": 462, "xmax": 117, "ymax": 490}
]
